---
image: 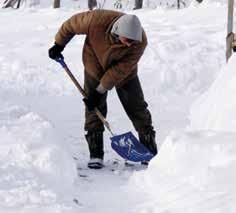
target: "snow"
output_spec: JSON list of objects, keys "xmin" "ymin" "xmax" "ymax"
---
[
  {"xmin": 0, "ymin": 1, "xmax": 236, "ymax": 213},
  {"xmin": 130, "ymin": 130, "xmax": 236, "ymax": 212},
  {"xmin": 190, "ymin": 55, "xmax": 236, "ymax": 132},
  {"xmin": 0, "ymin": 104, "xmax": 77, "ymax": 213}
]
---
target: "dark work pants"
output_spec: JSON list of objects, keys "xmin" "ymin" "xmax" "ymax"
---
[{"xmin": 84, "ymin": 72, "xmax": 154, "ymax": 134}]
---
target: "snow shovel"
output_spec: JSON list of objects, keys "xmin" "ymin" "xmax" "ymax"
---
[{"xmin": 54, "ymin": 57, "xmax": 155, "ymax": 162}]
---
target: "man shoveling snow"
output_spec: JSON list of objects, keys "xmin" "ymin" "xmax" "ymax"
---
[{"xmin": 48, "ymin": 9, "xmax": 157, "ymax": 169}]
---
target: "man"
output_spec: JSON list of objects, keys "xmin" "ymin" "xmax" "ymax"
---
[{"xmin": 49, "ymin": 9, "xmax": 157, "ymax": 169}]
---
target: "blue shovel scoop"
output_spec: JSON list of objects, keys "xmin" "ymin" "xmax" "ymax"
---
[{"xmin": 55, "ymin": 58, "xmax": 155, "ymax": 162}]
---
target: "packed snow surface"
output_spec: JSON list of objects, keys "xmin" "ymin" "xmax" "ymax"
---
[{"xmin": 0, "ymin": 2, "xmax": 235, "ymax": 213}]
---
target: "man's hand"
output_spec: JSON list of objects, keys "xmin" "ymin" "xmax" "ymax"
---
[
  {"xmin": 83, "ymin": 89, "xmax": 104, "ymax": 111},
  {"xmin": 48, "ymin": 43, "xmax": 65, "ymax": 59}
]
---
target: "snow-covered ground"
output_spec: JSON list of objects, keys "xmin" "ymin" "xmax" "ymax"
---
[{"xmin": 0, "ymin": 2, "xmax": 235, "ymax": 213}]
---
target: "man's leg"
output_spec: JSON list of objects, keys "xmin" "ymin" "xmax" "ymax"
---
[
  {"xmin": 116, "ymin": 76, "xmax": 157, "ymax": 156},
  {"xmin": 84, "ymin": 72, "xmax": 107, "ymax": 168}
]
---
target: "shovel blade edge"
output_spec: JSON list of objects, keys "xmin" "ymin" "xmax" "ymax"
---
[{"xmin": 111, "ymin": 131, "xmax": 155, "ymax": 162}]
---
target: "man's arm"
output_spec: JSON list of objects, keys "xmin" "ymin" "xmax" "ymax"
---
[
  {"xmin": 100, "ymin": 44, "xmax": 146, "ymax": 90},
  {"xmin": 55, "ymin": 11, "xmax": 94, "ymax": 47}
]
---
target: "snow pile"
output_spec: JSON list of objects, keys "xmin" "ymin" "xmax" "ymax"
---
[
  {"xmin": 131, "ymin": 130, "xmax": 236, "ymax": 212},
  {"xmin": 150, "ymin": 131, "xmax": 236, "ymax": 190},
  {"xmin": 130, "ymin": 45, "xmax": 236, "ymax": 213},
  {"xmin": 129, "ymin": 17, "xmax": 236, "ymax": 212},
  {"xmin": 128, "ymin": 5, "xmax": 236, "ymax": 211},
  {"xmin": 0, "ymin": 56, "xmax": 76, "ymax": 96},
  {"xmin": 0, "ymin": 9, "xmax": 81, "ymax": 97},
  {"xmin": 0, "ymin": 103, "xmax": 77, "ymax": 213},
  {"xmin": 190, "ymin": 55, "xmax": 236, "ymax": 132},
  {"xmin": 139, "ymin": 5, "xmax": 225, "ymax": 97}
]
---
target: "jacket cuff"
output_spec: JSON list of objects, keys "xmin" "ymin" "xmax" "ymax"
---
[{"xmin": 96, "ymin": 83, "xmax": 107, "ymax": 94}]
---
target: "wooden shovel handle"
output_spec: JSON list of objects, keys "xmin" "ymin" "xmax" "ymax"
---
[{"xmin": 55, "ymin": 58, "xmax": 114, "ymax": 136}]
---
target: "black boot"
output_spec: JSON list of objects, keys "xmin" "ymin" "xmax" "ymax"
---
[
  {"xmin": 85, "ymin": 131, "xmax": 104, "ymax": 169},
  {"xmin": 139, "ymin": 130, "xmax": 158, "ymax": 165}
]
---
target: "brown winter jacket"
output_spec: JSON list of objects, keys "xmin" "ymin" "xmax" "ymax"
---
[{"xmin": 55, "ymin": 9, "xmax": 147, "ymax": 90}]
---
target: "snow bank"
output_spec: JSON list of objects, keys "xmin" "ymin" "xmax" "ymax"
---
[
  {"xmin": 0, "ymin": 56, "xmax": 76, "ymax": 96},
  {"xmin": 189, "ymin": 55, "xmax": 236, "ymax": 132},
  {"xmin": 130, "ymin": 130, "xmax": 236, "ymax": 212},
  {"xmin": 0, "ymin": 103, "xmax": 77, "ymax": 213},
  {"xmin": 132, "ymin": 54, "xmax": 236, "ymax": 213},
  {"xmin": 139, "ymin": 5, "xmax": 225, "ymax": 98},
  {"xmin": 150, "ymin": 131, "xmax": 236, "ymax": 190},
  {"xmin": 0, "ymin": 9, "xmax": 81, "ymax": 97}
]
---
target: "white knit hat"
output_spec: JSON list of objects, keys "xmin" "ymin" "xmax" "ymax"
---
[{"xmin": 111, "ymin": 14, "xmax": 142, "ymax": 42}]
